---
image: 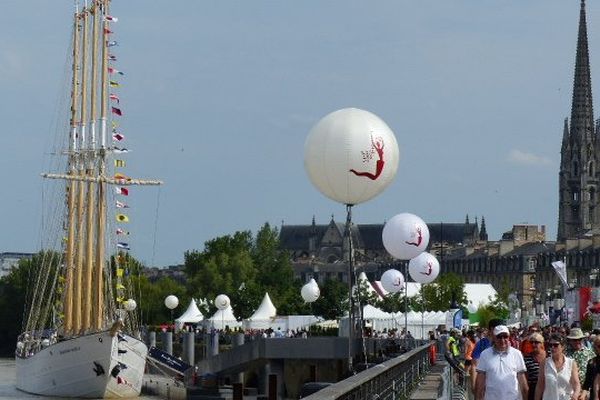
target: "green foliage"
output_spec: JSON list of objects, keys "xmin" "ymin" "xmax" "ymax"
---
[
  {"xmin": 355, "ymin": 278, "xmax": 380, "ymax": 307},
  {"xmin": 378, "ymin": 292, "xmax": 405, "ymax": 313},
  {"xmin": 184, "ymin": 223, "xmax": 301, "ymax": 319},
  {"xmin": 135, "ymin": 275, "xmax": 186, "ymax": 325},
  {"xmin": 417, "ymin": 273, "xmax": 467, "ymax": 311},
  {"xmin": 312, "ymin": 279, "xmax": 348, "ymax": 320},
  {"xmin": 0, "ymin": 257, "xmax": 34, "ymax": 356}
]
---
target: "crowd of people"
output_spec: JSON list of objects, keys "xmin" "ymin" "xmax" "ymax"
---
[{"xmin": 440, "ymin": 320, "xmax": 600, "ymax": 400}]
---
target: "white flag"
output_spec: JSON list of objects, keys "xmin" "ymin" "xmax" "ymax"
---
[{"xmin": 551, "ymin": 260, "xmax": 569, "ymax": 288}]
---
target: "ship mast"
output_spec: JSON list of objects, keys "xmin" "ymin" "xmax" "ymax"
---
[
  {"xmin": 63, "ymin": 3, "xmax": 82, "ymax": 337},
  {"xmin": 94, "ymin": 0, "xmax": 109, "ymax": 331},
  {"xmin": 51, "ymin": 0, "xmax": 162, "ymax": 337}
]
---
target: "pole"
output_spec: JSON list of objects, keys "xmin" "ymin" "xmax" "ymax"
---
[
  {"xmin": 404, "ymin": 263, "xmax": 408, "ymax": 337},
  {"xmin": 421, "ymin": 284, "xmax": 425, "ymax": 339},
  {"xmin": 345, "ymin": 204, "xmax": 354, "ymax": 373}
]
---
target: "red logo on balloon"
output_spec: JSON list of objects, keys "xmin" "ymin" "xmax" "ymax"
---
[
  {"xmin": 421, "ymin": 261, "xmax": 433, "ymax": 276},
  {"xmin": 349, "ymin": 135, "xmax": 385, "ymax": 180},
  {"xmin": 405, "ymin": 227, "xmax": 423, "ymax": 247}
]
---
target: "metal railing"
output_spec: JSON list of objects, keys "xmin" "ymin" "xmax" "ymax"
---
[{"xmin": 302, "ymin": 343, "xmax": 432, "ymax": 400}]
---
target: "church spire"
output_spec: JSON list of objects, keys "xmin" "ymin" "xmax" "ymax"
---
[
  {"xmin": 570, "ymin": 0, "xmax": 594, "ymax": 140},
  {"xmin": 479, "ymin": 216, "xmax": 488, "ymax": 241}
]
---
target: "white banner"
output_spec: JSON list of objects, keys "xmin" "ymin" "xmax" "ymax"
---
[{"xmin": 551, "ymin": 260, "xmax": 569, "ymax": 288}]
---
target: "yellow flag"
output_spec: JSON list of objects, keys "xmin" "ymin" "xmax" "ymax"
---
[
  {"xmin": 116, "ymin": 296, "xmax": 124, "ymax": 303},
  {"xmin": 114, "ymin": 159, "xmax": 126, "ymax": 168},
  {"xmin": 116, "ymin": 214, "xmax": 129, "ymax": 223},
  {"xmin": 116, "ymin": 268, "xmax": 124, "ymax": 277},
  {"xmin": 116, "ymin": 283, "xmax": 125, "ymax": 290}
]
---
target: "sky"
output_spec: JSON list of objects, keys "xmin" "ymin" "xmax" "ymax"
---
[{"xmin": 1, "ymin": 1, "xmax": 597, "ymax": 268}]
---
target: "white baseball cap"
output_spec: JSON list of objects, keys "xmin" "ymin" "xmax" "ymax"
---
[{"xmin": 493, "ymin": 325, "xmax": 509, "ymax": 336}]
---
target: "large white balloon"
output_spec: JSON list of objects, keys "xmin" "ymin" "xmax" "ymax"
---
[
  {"xmin": 408, "ymin": 252, "xmax": 440, "ymax": 284},
  {"xmin": 215, "ymin": 294, "xmax": 231, "ymax": 310},
  {"xmin": 164, "ymin": 295, "xmax": 179, "ymax": 310},
  {"xmin": 382, "ymin": 213, "xmax": 430, "ymax": 260},
  {"xmin": 301, "ymin": 281, "xmax": 320, "ymax": 303},
  {"xmin": 304, "ymin": 108, "xmax": 399, "ymax": 205},
  {"xmin": 380, "ymin": 269, "xmax": 405, "ymax": 294}
]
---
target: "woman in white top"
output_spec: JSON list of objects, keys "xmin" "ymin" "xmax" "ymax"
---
[{"xmin": 535, "ymin": 334, "xmax": 580, "ymax": 400}]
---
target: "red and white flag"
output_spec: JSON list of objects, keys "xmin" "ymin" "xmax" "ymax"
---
[
  {"xmin": 112, "ymin": 132, "xmax": 124, "ymax": 141},
  {"xmin": 111, "ymin": 106, "xmax": 122, "ymax": 116},
  {"xmin": 109, "ymin": 93, "xmax": 120, "ymax": 103},
  {"xmin": 116, "ymin": 200, "xmax": 129, "ymax": 209},
  {"xmin": 115, "ymin": 187, "xmax": 129, "ymax": 196},
  {"xmin": 104, "ymin": 15, "xmax": 118, "ymax": 22},
  {"xmin": 116, "ymin": 228, "xmax": 130, "ymax": 236}
]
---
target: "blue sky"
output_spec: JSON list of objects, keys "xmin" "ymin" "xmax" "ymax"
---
[{"xmin": 1, "ymin": 1, "xmax": 596, "ymax": 267}]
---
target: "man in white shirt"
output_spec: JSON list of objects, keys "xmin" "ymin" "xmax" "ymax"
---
[{"xmin": 475, "ymin": 325, "xmax": 528, "ymax": 400}]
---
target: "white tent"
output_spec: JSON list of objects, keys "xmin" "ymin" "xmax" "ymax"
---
[
  {"xmin": 363, "ymin": 304, "xmax": 392, "ymax": 320},
  {"xmin": 205, "ymin": 305, "xmax": 241, "ymax": 330},
  {"xmin": 243, "ymin": 293, "xmax": 277, "ymax": 329},
  {"xmin": 464, "ymin": 283, "xmax": 497, "ymax": 307},
  {"xmin": 175, "ymin": 299, "xmax": 204, "ymax": 330}
]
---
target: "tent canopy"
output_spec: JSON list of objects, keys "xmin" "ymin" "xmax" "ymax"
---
[
  {"xmin": 248, "ymin": 293, "xmax": 277, "ymax": 320},
  {"xmin": 175, "ymin": 299, "xmax": 204, "ymax": 324},
  {"xmin": 206, "ymin": 306, "xmax": 241, "ymax": 329}
]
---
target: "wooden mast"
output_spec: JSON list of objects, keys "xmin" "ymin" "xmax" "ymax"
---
[
  {"xmin": 82, "ymin": 0, "xmax": 99, "ymax": 331},
  {"xmin": 74, "ymin": 6, "xmax": 89, "ymax": 334},
  {"xmin": 63, "ymin": 6, "xmax": 81, "ymax": 337},
  {"xmin": 94, "ymin": 0, "xmax": 109, "ymax": 331}
]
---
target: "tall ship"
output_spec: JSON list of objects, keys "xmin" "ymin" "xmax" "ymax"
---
[{"xmin": 15, "ymin": 1, "xmax": 162, "ymax": 397}]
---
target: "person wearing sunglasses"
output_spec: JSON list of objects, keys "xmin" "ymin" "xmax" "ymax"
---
[
  {"xmin": 535, "ymin": 334, "xmax": 580, "ymax": 400},
  {"xmin": 475, "ymin": 325, "xmax": 528, "ymax": 400},
  {"xmin": 524, "ymin": 333, "xmax": 546, "ymax": 400}
]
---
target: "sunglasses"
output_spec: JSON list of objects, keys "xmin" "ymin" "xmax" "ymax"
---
[
  {"xmin": 548, "ymin": 343, "xmax": 561, "ymax": 348},
  {"xmin": 530, "ymin": 341, "xmax": 542, "ymax": 344},
  {"xmin": 496, "ymin": 334, "xmax": 510, "ymax": 339}
]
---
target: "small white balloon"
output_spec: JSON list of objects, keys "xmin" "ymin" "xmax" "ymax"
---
[
  {"xmin": 308, "ymin": 278, "xmax": 319, "ymax": 288},
  {"xmin": 124, "ymin": 299, "xmax": 137, "ymax": 311},
  {"xmin": 408, "ymin": 252, "xmax": 440, "ymax": 284},
  {"xmin": 164, "ymin": 295, "xmax": 179, "ymax": 310},
  {"xmin": 304, "ymin": 108, "xmax": 400, "ymax": 205},
  {"xmin": 215, "ymin": 294, "xmax": 231, "ymax": 310},
  {"xmin": 41, "ymin": 339, "xmax": 50, "ymax": 347},
  {"xmin": 380, "ymin": 269, "xmax": 405, "ymax": 294},
  {"xmin": 301, "ymin": 281, "xmax": 320, "ymax": 303},
  {"xmin": 382, "ymin": 213, "xmax": 430, "ymax": 260}
]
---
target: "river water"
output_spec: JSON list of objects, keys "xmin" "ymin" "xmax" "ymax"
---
[{"xmin": 0, "ymin": 359, "xmax": 159, "ymax": 400}]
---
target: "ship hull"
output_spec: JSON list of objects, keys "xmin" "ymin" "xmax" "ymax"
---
[{"xmin": 16, "ymin": 331, "xmax": 147, "ymax": 398}]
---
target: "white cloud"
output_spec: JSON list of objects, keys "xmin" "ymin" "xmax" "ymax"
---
[{"xmin": 507, "ymin": 149, "xmax": 552, "ymax": 167}]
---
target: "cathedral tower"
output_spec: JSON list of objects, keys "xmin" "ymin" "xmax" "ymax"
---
[{"xmin": 558, "ymin": 0, "xmax": 600, "ymax": 240}]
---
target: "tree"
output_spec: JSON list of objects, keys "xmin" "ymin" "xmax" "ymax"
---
[
  {"xmin": 378, "ymin": 292, "xmax": 405, "ymax": 313},
  {"xmin": 312, "ymin": 279, "xmax": 348, "ymax": 320},
  {"xmin": 0, "ymin": 257, "xmax": 34, "ymax": 356},
  {"xmin": 184, "ymin": 231, "xmax": 256, "ymax": 313},
  {"xmin": 136, "ymin": 275, "xmax": 186, "ymax": 325},
  {"xmin": 184, "ymin": 224, "xmax": 304, "ymax": 319},
  {"xmin": 251, "ymin": 223, "xmax": 302, "ymax": 316},
  {"xmin": 419, "ymin": 273, "xmax": 467, "ymax": 311}
]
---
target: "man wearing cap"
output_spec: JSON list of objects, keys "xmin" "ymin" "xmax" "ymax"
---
[
  {"xmin": 473, "ymin": 318, "xmax": 504, "ymax": 362},
  {"xmin": 475, "ymin": 325, "xmax": 528, "ymax": 400},
  {"xmin": 567, "ymin": 328, "xmax": 595, "ymax": 385}
]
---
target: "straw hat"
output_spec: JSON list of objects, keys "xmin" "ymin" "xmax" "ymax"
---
[{"xmin": 567, "ymin": 328, "xmax": 585, "ymax": 340}]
